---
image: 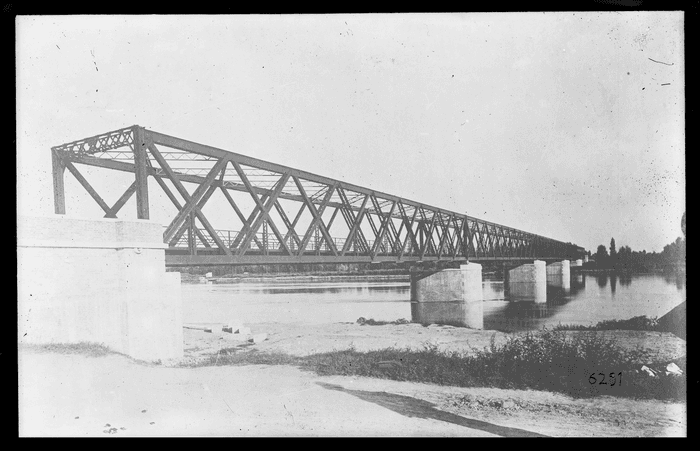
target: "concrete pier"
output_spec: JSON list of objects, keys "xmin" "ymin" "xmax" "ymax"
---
[
  {"xmin": 410, "ymin": 263, "xmax": 483, "ymax": 329},
  {"xmin": 508, "ymin": 260, "xmax": 547, "ymax": 302},
  {"xmin": 546, "ymin": 260, "xmax": 571, "ymax": 293},
  {"xmin": 17, "ymin": 215, "xmax": 183, "ymax": 362}
]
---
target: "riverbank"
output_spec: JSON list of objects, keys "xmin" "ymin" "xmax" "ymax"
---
[
  {"xmin": 181, "ymin": 321, "xmax": 686, "ymax": 369},
  {"xmin": 20, "ymin": 323, "xmax": 686, "ymax": 436},
  {"xmin": 184, "ymin": 324, "xmax": 686, "ymax": 401}
]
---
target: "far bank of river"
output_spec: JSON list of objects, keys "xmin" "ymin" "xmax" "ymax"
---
[
  {"xmin": 183, "ymin": 273, "xmax": 410, "ymax": 284},
  {"xmin": 176, "ymin": 267, "xmax": 685, "ymax": 284}
]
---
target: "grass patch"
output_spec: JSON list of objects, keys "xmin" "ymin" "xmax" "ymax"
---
[
  {"xmin": 22, "ymin": 341, "xmax": 117, "ymax": 358},
  {"xmin": 181, "ymin": 348, "xmax": 304, "ymax": 368},
  {"xmin": 21, "ymin": 341, "xmax": 165, "ymax": 365},
  {"xmin": 553, "ymin": 315, "xmax": 660, "ymax": 332},
  {"xmin": 302, "ymin": 331, "xmax": 685, "ymax": 401},
  {"xmin": 180, "ymin": 329, "xmax": 685, "ymax": 401}
]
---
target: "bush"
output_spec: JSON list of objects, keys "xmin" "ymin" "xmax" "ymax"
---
[
  {"xmin": 298, "ymin": 329, "xmax": 685, "ymax": 400},
  {"xmin": 554, "ymin": 316, "xmax": 660, "ymax": 332}
]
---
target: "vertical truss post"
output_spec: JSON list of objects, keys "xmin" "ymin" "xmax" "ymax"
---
[
  {"xmin": 262, "ymin": 220, "xmax": 268, "ymax": 255},
  {"xmin": 314, "ymin": 227, "xmax": 320, "ymax": 254},
  {"xmin": 188, "ymin": 212, "xmax": 197, "ymax": 255},
  {"xmin": 51, "ymin": 149, "xmax": 66, "ymax": 214},
  {"xmin": 419, "ymin": 222, "xmax": 424, "ymax": 257},
  {"xmin": 133, "ymin": 126, "xmax": 150, "ymax": 219},
  {"xmin": 463, "ymin": 220, "xmax": 470, "ymax": 260}
]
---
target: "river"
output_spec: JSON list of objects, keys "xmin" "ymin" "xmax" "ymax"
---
[{"xmin": 181, "ymin": 272, "xmax": 686, "ymax": 331}]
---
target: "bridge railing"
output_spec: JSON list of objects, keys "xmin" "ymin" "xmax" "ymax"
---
[
  {"xmin": 166, "ymin": 226, "xmax": 583, "ymax": 261},
  {"xmin": 169, "ymin": 227, "xmax": 394, "ymax": 254}
]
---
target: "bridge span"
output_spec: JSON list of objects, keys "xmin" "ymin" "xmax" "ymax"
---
[{"xmin": 51, "ymin": 125, "xmax": 586, "ymax": 266}]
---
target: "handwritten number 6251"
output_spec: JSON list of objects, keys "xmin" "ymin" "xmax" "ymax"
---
[{"xmin": 589, "ymin": 372, "xmax": 622, "ymax": 386}]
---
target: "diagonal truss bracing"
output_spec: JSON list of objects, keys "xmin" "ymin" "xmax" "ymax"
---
[{"xmin": 50, "ymin": 125, "xmax": 586, "ymax": 265}]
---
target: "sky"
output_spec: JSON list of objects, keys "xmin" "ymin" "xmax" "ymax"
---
[{"xmin": 16, "ymin": 12, "xmax": 685, "ymax": 253}]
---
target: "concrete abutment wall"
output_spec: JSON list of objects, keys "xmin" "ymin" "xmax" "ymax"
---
[{"xmin": 17, "ymin": 215, "xmax": 183, "ymax": 361}]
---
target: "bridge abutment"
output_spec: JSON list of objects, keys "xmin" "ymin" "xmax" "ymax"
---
[
  {"xmin": 410, "ymin": 263, "xmax": 483, "ymax": 329},
  {"xmin": 508, "ymin": 260, "xmax": 547, "ymax": 302},
  {"xmin": 17, "ymin": 215, "xmax": 183, "ymax": 362}
]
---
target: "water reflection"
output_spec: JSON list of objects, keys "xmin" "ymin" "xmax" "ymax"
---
[
  {"xmin": 676, "ymin": 273, "xmax": 686, "ymax": 290},
  {"xmin": 610, "ymin": 273, "xmax": 617, "ymax": 295},
  {"xmin": 182, "ymin": 272, "xmax": 686, "ymax": 330},
  {"xmin": 662, "ymin": 272, "xmax": 686, "ymax": 290},
  {"xmin": 484, "ymin": 300, "xmax": 567, "ymax": 332},
  {"xmin": 239, "ymin": 283, "xmax": 410, "ymax": 296},
  {"xmin": 596, "ymin": 274, "xmax": 608, "ymax": 288},
  {"xmin": 619, "ymin": 274, "xmax": 632, "ymax": 287}
]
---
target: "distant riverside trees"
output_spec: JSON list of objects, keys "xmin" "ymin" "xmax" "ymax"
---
[
  {"xmin": 591, "ymin": 212, "xmax": 685, "ymax": 272},
  {"xmin": 595, "ymin": 244, "xmax": 609, "ymax": 267},
  {"xmin": 592, "ymin": 237, "xmax": 685, "ymax": 272}
]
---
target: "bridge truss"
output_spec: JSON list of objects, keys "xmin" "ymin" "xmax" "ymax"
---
[{"xmin": 51, "ymin": 125, "xmax": 586, "ymax": 266}]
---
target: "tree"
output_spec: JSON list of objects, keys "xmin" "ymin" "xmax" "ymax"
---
[
  {"xmin": 595, "ymin": 244, "xmax": 608, "ymax": 268},
  {"xmin": 617, "ymin": 245, "xmax": 632, "ymax": 270},
  {"xmin": 681, "ymin": 211, "xmax": 686, "ymax": 238},
  {"xmin": 661, "ymin": 237, "xmax": 686, "ymax": 265},
  {"xmin": 609, "ymin": 238, "xmax": 617, "ymax": 269}
]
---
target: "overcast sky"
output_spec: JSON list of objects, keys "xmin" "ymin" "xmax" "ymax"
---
[{"xmin": 16, "ymin": 12, "xmax": 684, "ymax": 253}]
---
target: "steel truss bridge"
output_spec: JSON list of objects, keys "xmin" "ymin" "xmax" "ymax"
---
[{"xmin": 51, "ymin": 125, "xmax": 586, "ymax": 267}]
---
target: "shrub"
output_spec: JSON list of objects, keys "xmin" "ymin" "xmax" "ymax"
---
[
  {"xmin": 554, "ymin": 316, "xmax": 660, "ymax": 332},
  {"xmin": 298, "ymin": 329, "xmax": 685, "ymax": 400}
]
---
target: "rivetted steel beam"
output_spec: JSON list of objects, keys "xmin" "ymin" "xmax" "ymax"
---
[
  {"xmin": 51, "ymin": 149, "xmax": 66, "ymax": 214},
  {"xmin": 132, "ymin": 126, "xmax": 150, "ymax": 219}
]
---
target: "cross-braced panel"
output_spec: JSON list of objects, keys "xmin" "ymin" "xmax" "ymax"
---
[{"xmin": 50, "ymin": 125, "xmax": 587, "ymax": 265}]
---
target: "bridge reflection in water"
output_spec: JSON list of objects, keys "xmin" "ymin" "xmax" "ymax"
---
[
  {"xmin": 181, "ymin": 273, "xmax": 684, "ymax": 330},
  {"xmin": 482, "ymin": 273, "xmax": 587, "ymax": 332}
]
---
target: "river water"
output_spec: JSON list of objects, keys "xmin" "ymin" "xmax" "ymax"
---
[{"xmin": 181, "ymin": 272, "xmax": 686, "ymax": 331}]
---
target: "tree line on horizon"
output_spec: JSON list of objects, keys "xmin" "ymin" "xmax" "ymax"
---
[{"xmin": 592, "ymin": 212, "xmax": 686, "ymax": 272}]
